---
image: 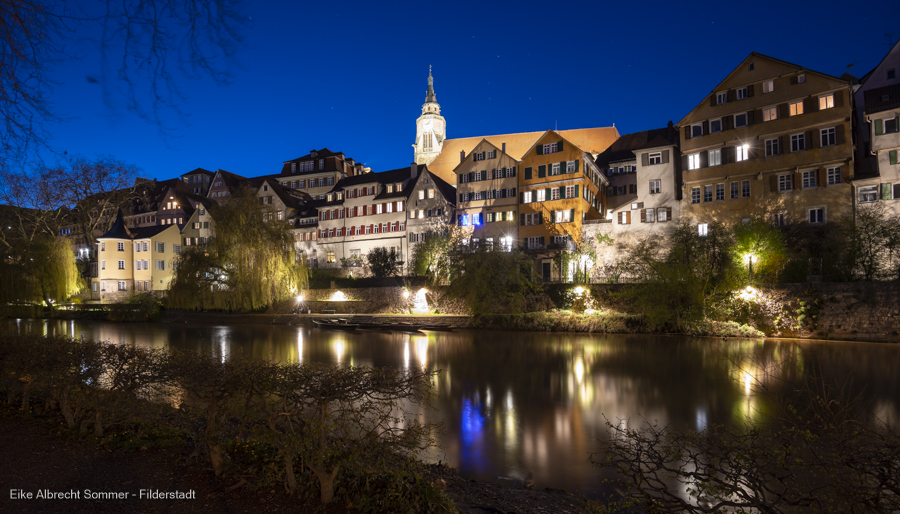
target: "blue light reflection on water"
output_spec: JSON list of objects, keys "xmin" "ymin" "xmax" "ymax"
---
[{"xmin": 460, "ymin": 397, "xmax": 487, "ymax": 473}]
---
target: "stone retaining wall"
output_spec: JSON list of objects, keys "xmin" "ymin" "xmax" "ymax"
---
[{"xmin": 302, "ymin": 287, "xmax": 469, "ymax": 315}]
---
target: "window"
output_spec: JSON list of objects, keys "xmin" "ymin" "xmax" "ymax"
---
[
  {"xmin": 523, "ymin": 191, "xmax": 533, "ymax": 203},
  {"xmin": 523, "ymin": 213, "xmax": 541, "ymax": 226},
  {"xmin": 156, "ymin": 242, "xmax": 165, "ymax": 252},
  {"xmin": 736, "ymin": 87, "xmax": 748, "ymax": 100},
  {"xmin": 715, "ymin": 183, "xmax": 725, "ymax": 201},
  {"xmin": 691, "ymin": 187, "xmax": 700, "ymax": 204},
  {"xmin": 709, "ymin": 148, "xmax": 722, "ymax": 166},
  {"xmin": 889, "ymin": 69, "xmax": 897, "ymax": 80},
  {"xmin": 327, "ymin": 251, "xmax": 336, "ymax": 263},
  {"xmin": 551, "ymin": 163, "xmax": 560, "ymax": 175},
  {"xmin": 418, "ymin": 190, "xmax": 425, "ymax": 200},
  {"xmin": 762, "ymin": 80, "xmax": 774, "ymax": 93},
  {"xmin": 551, "ymin": 188, "xmax": 560, "ymax": 200},
  {"xmin": 156, "ymin": 260, "xmax": 166, "ymax": 270},
  {"xmin": 763, "ymin": 106, "xmax": 777, "ymax": 122},
  {"xmin": 791, "ymin": 133, "xmax": 805, "ymax": 152},
  {"xmin": 536, "ymin": 190, "xmax": 546, "ymax": 202},
  {"xmin": 765, "ymin": 138, "xmax": 780, "ymax": 156},
  {"xmin": 686, "ymin": 153, "xmax": 700, "ymax": 170},
  {"xmin": 117, "ymin": 260, "xmax": 125, "ymax": 270},
  {"xmin": 827, "ymin": 167, "xmax": 842, "ymax": 185},
  {"xmin": 797, "ymin": 74, "xmax": 806, "ymax": 83},
  {"xmin": 716, "ymin": 92, "xmax": 727, "ymax": 104},
  {"xmin": 734, "ymin": 113, "xmax": 748, "ymax": 127},
  {"xmin": 802, "ymin": 170, "xmax": 817, "ymax": 188},
  {"xmin": 649, "ymin": 179, "xmax": 661, "ymax": 194},
  {"xmin": 789, "ymin": 100, "xmax": 803, "ymax": 116},
  {"xmin": 710, "ymin": 119, "xmax": 722, "ymax": 133},
  {"xmin": 698, "ymin": 223, "xmax": 708, "ymax": 237},
  {"xmin": 778, "ymin": 174, "xmax": 792, "ymax": 192},
  {"xmin": 730, "ymin": 181, "xmax": 738, "ymax": 199},
  {"xmin": 691, "ymin": 124, "xmax": 703, "ymax": 137},
  {"xmin": 565, "ymin": 185, "xmax": 575, "ymax": 198},
  {"xmin": 657, "ymin": 207, "xmax": 668, "ymax": 222},
  {"xmin": 773, "ymin": 212, "xmax": 787, "ymax": 226},
  {"xmin": 818, "ymin": 93, "xmax": 834, "ymax": 110},
  {"xmin": 173, "ymin": 244, "xmax": 181, "ymax": 254},
  {"xmin": 742, "ymin": 180, "xmax": 750, "ymax": 198},
  {"xmin": 808, "ymin": 207, "xmax": 825, "ymax": 224},
  {"xmin": 884, "ymin": 118, "xmax": 898, "ymax": 134},
  {"xmin": 859, "ymin": 185, "xmax": 878, "ymax": 203},
  {"xmin": 542, "ymin": 142, "xmax": 558, "ymax": 154},
  {"xmin": 118, "ymin": 281, "xmax": 127, "ymax": 291},
  {"xmin": 117, "ymin": 242, "xmax": 124, "ymax": 251},
  {"xmin": 703, "ymin": 185, "xmax": 713, "ymax": 202},
  {"xmin": 733, "ymin": 144, "xmax": 748, "ymax": 161},
  {"xmin": 473, "ymin": 151, "xmax": 485, "ymax": 161},
  {"xmin": 821, "ymin": 127, "xmax": 836, "ymax": 147},
  {"xmin": 428, "ymin": 188, "xmax": 435, "ymax": 199},
  {"xmin": 645, "ymin": 209, "xmax": 655, "ymax": 223},
  {"xmin": 566, "ymin": 161, "xmax": 576, "ymax": 173},
  {"xmin": 648, "ymin": 152, "xmax": 662, "ymax": 165}
]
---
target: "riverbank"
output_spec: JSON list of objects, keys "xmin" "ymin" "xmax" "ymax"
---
[{"xmin": 0, "ymin": 410, "xmax": 590, "ymax": 514}]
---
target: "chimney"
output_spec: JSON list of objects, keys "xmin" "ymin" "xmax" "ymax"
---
[
  {"xmin": 310, "ymin": 149, "xmax": 317, "ymax": 158},
  {"xmin": 502, "ymin": 142, "xmax": 507, "ymax": 154},
  {"xmin": 411, "ymin": 163, "xmax": 418, "ymax": 178},
  {"xmin": 460, "ymin": 150, "xmax": 466, "ymax": 163}
]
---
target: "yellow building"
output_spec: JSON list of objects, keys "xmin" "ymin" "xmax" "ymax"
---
[
  {"xmin": 677, "ymin": 53, "xmax": 854, "ymax": 230},
  {"xmin": 517, "ymin": 130, "xmax": 610, "ymax": 281}
]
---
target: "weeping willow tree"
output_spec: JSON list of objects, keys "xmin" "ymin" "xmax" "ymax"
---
[
  {"xmin": 0, "ymin": 235, "xmax": 83, "ymax": 308},
  {"xmin": 167, "ymin": 187, "xmax": 308, "ymax": 311}
]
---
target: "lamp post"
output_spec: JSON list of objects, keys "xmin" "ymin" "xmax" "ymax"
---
[{"xmin": 744, "ymin": 253, "xmax": 755, "ymax": 284}]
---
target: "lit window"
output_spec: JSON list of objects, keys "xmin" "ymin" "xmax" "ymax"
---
[
  {"xmin": 762, "ymin": 79, "xmax": 774, "ymax": 93},
  {"xmin": 819, "ymin": 93, "xmax": 834, "ymax": 110},
  {"xmin": 735, "ymin": 144, "xmax": 749, "ymax": 162},
  {"xmin": 763, "ymin": 106, "xmax": 777, "ymax": 122},
  {"xmin": 708, "ymin": 149, "xmax": 721, "ymax": 166},
  {"xmin": 523, "ymin": 191, "xmax": 532, "ymax": 203},
  {"xmin": 698, "ymin": 223, "xmax": 708, "ymax": 237},
  {"xmin": 789, "ymin": 100, "xmax": 803, "ymax": 116},
  {"xmin": 536, "ymin": 190, "xmax": 546, "ymax": 202},
  {"xmin": 688, "ymin": 154, "xmax": 701, "ymax": 170}
]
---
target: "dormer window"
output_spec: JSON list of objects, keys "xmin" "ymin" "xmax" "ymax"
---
[
  {"xmin": 319, "ymin": 159, "xmax": 324, "ymax": 170},
  {"xmin": 396, "ymin": 183, "xmax": 402, "ymax": 191},
  {"xmin": 387, "ymin": 185, "xmax": 393, "ymax": 193}
]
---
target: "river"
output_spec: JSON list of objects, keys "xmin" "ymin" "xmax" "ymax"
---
[{"xmin": 5, "ymin": 318, "xmax": 900, "ymax": 497}]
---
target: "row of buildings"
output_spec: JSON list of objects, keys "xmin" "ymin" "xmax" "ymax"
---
[{"xmin": 85, "ymin": 43, "xmax": 900, "ymax": 301}]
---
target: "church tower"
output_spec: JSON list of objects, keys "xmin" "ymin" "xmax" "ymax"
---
[{"xmin": 413, "ymin": 66, "xmax": 446, "ymax": 165}]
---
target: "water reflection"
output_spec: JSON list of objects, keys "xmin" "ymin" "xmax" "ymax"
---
[{"xmin": 4, "ymin": 318, "xmax": 900, "ymax": 497}]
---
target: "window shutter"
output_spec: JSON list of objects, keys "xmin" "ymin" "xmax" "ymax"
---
[
  {"xmin": 520, "ymin": 214, "xmax": 525, "ymax": 226},
  {"xmin": 537, "ymin": 144, "xmax": 543, "ymax": 155},
  {"xmin": 817, "ymin": 167, "xmax": 825, "ymax": 187},
  {"xmin": 836, "ymin": 125, "xmax": 845, "ymax": 145},
  {"xmin": 558, "ymin": 141, "xmax": 564, "ymax": 152},
  {"xmin": 626, "ymin": 211, "xmax": 631, "ymax": 224},
  {"xmin": 747, "ymin": 84, "xmax": 754, "ymax": 97},
  {"xmin": 617, "ymin": 212, "xmax": 622, "ymax": 224},
  {"xmin": 544, "ymin": 188, "xmax": 551, "ymax": 201},
  {"xmin": 459, "ymin": 193, "xmax": 464, "ymax": 202},
  {"xmin": 890, "ymin": 150, "xmax": 898, "ymax": 165},
  {"xmin": 793, "ymin": 172, "xmax": 801, "ymax": 190},
  {"xmin": 538, "ymin": 212, "xmax": 543, "ymax": 224},
  {"xmin": 525, "ymin": 167, "xmax": 533, "ymax": 179},
  {"xmin": 520, "ymin": 192, "xmax": 524, "ymax": 203},
  {"xmin": 833, "ymin": 90, "xmax": 844, "ymax": 108},
  {"xmin": 559, "ymin": 186, "xmax": 565, "ymax": 199},
  {"xmin": 805, "ymin": 97, "xmax": 817, "ymax": 114},
  {"xmin": 747, "ymin": 110, "xmax": 756, "ymax": 125},
  {"xmin": 779, "ymin": 136, "xmax": 785, "ymax": 155},
  {"xmin": 569, "ymin": 209, "xmax": 575, "ymax": 222},
  {"xmin": 666, "ymin": 207, "xmax": 672, "ymax": 220},
  {"xmin": 769, "ymin": 175, "xmax": 777, "ymax": 192},
  {"xmin": 807, "ymin": 130, "xmax": 816, "ymax": 150},
  {"xmin": 662, "ymin": 150, "xmax": 669, "ymax": 164},
  {"xmin": 640, "ymin": 209, "xmax": 646, "ymax": 223},
  {"xmin": 790, "ymin": 76, "xmax": 798, "ymax": 85},
  {"xmin": 702, "ymin": 120, "xmax": 709, "ymax": 134},
  {"xmin": 883, "ymin": 183, "xmax": 893, "ymax": 200},
  {"xmin": 468, "ymin": 172, "xmax": 475, "ymax": 182},
  {"xmin": 539, "ymin": 236, "xmax": 545, "ymax": 246},
  {"xmin": 642, "ymin": 153, "xmax": 650, "ymax": 166},
  {"xmin": 574, "ymin": 185, "xmax": 579, "ymax": 198},
  {"xmin": 842, "ymin": 166, "xmax": 851, "ymax": 182},
  {"xmin": 684, "ymin": 126, "xmax": 691, "ymax": 140},
  {"xmin": 876, "ymin": 119, "xmax": 884, "ymax": 135},
  {"xmin": 726, "ymin": 146, "xmax": 736, "ymax": 164},
  {"xmin": 727, "ymin": 89, "xmax": 736, "ymax": 102},
  {"xmin": 538, "ymin": 165, "xmax": 546, "ymax": 178},
  {"xmin": 709, "ymin": 95, "xmax": 716, "ymax": 107},
  {"xmin": 779, "ymin": 103, "xmax": 788, "ymax": 119},
  {"xmin": 723, "ymin": 115, "xmax": 733, "ymax": 131},
  {"xmin": 700, "ymin": 152, "xmax": 708, "ymax": 168},
  {"xmin": 560, "ymin": 161, "xmax": 567, "ymax": 173}
]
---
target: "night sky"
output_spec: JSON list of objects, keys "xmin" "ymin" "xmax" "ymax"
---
[{"xmin": 43, "ymin": 0, "xmax": 900, "ymax": 181}]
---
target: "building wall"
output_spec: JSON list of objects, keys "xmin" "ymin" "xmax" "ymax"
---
[
  {"xmin": 679, "ymin": 55, "xmax": 854, "ymax": 227},
  {"xmin": 94, "ymin": 237, "xmax": 135, "ymax": 302},
  {"xmin": 452, "ymin": 141, "xmax": 518, "ymax": 247},
  {"xmin": 605, "ymin": 144, "xmax": 682, "ymax": 237},
  {"xmin": 407, "ymin": 170, "xmax": 456, "ymax": 254}
]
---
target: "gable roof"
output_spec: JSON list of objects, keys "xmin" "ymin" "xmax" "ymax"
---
[
  {"xmin": 426, "ymin": 126, "xmax": 619, "ymax": 182},
  {"xmin": 332, "ymin": 165, "xmax": 421, "ymax": 191},
  {"xmin": 451, "ymin": 138, "xmax": 517, "ymax": 173},
  {"xmin": 180, "ymin": 167, "xmax": 215, "ymax": 178},
  {"xmin": 98, "ymin": 209, "xmax": 132, "ymax": 239},
  {"xmin": 864, "ymin": 83, "xmax": 900, "ymax": 113},
  {"xmin": 594, "ymin": 125, "xmax": 680, "ymax": 167},
  {"xmin": 677, "ymin": 52, "xmax": 849, "ymax": 127},
  {"xmin": 132, "ymin": 224, "xmax": 177, "ymax": 239},
  {"xmin": 860, "ymin": 39, "xmax": 900, "ymax": 87}
]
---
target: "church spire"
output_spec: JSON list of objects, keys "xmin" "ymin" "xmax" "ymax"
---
[{"xmin": 425, "ymin": 65, "xmax": 436, "ymax": 103}]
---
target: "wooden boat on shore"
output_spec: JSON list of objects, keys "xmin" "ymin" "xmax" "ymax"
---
[{"xmin": 312, "ymin": 319, "xmax": 359, "ymax": 331}]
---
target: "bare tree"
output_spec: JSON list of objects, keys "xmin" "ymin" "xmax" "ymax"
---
[{"xmin": 0, "ymin": 0, "xmax": 248, "ymax": 170}]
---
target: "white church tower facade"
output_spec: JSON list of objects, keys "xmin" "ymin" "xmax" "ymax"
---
[{"xmin": 413, "ymin": 66, "xmax": 446, "ymax": 165}]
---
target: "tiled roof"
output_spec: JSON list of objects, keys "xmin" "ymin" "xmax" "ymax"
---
[
  {"xmin": 98, "ymin": 209, "xmax": 133, "ymax": 239},
  {"xmin": 181, "ymin": 167, "xmax": 215, "ymax": 178},
  {"xmin": 332, "ymin": 165, "xmax": 421, "ymax": 191},
  {"xmin": 132, "ymin": 224, "xmax": 175, "ymax": 239},
  {"xmin": 594, "ymin": 126, "xmax": 680, "ymax": 167},
  {"xmin": 864, "ymin": 84, "xmax": 900, "ymax": 114},
  {"xmin": 284, "ymin": 148, "xmax": 339, "ymax": 163},
  {"xmin": 426, "ymin": 127, "xmax": 619, "ymax": 183}
]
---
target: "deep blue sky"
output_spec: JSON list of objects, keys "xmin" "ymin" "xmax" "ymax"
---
[{"xmin": 44, "ymin": 0, "xmax": 900, "ymax": 181}]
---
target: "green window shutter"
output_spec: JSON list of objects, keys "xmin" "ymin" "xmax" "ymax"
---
[
  {"xmin": 570, "ymin": 209, "xmax": 575, "ymax": 222},
  {"xmin": 560, "ymin": 161, "xmax": 566, "ymax": 173},
  {"xmin": 574, "ymin": 184, "xmax": 579, "ymax": 198},
  {"xmin": 545, "ymin": 188, "xmax": 551, "ymax": 201},
  {"xmin": 539, "ymin": 236, "xmax": 545, "ymax": 246},
  {"xmin": 520, "ymin": 192, "xmax": 524, "ymax": 203},
  {"xmin": 575, "ymin": 160, "xmax": 580, "ymax": 174},
  {"xmin": 538, "ymin": 165, "xmax": 546, "ymax": 178},
  {"xmin": 559, "ymin": 186, "xmax": 565, "ymax": 199},
  {"xmin": 876, "ymin": 119, "xmax": 884, "ymax": 136},
  {"xmin": 537, "ymin": 144, "xmax": 543, "ymax": 155},
  {"xmin": 558, "ymin": 141, "xmax": 564, "ymax": 152},
  {"xmin": 525, "ymin": 167, "xmax": 533, "ymax": 179},
  {"xmin": 520, "ymin": 214, "xmax": 525, "ymax": 226},
  {"xmin": 890, "ymin": 150, "xmax": 898, "ymax": 165},
  {"xmin": 883, "ymin": 183, "xmax": 893, "ymax": 200}
]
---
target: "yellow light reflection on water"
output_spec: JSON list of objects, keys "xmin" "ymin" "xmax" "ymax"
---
[
  {"xmin": 333, "ymin": 340, "xmax": 345, "ymax": 362},
  {"xmin": 296, "ymin": 330, "xmax": 303, "ymax": 364},
  {"xmin": 403, "ymin": 341, "xmax": 410, "ymax": 369},
  {"xmin": 415, "ymin": 337, "xmax": 428, "ymax": 367}
]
